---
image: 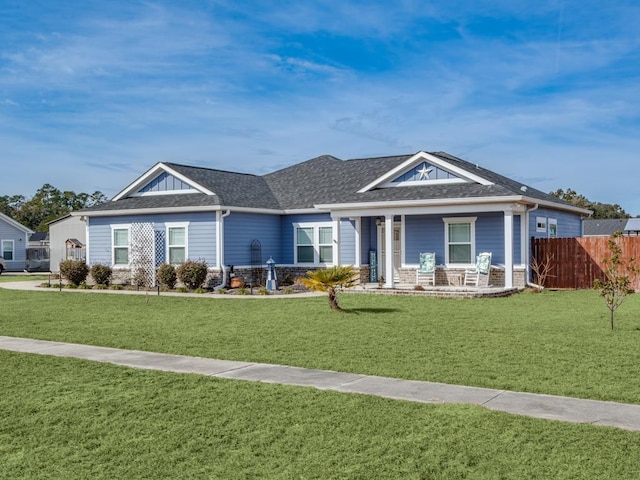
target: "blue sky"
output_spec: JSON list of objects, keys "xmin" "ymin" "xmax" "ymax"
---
[{"xmin": 1, "ymin": 0, "xmax": 639, "ymax": 214}]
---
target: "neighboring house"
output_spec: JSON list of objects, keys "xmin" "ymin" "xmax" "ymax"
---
[
  {"xmin": 48, "ymin": 214, "xmax": 87, "ymax": 271},
  {"xmin": 26, "ymin": 232, "xmax": 50, "ymax": 272},
  {"xmin": 76, "ymin": 151, "xmax": 591, "ymax": 288},
  {"xmin": 583, "ymin": 218, "xmax": 639, "ymax": 237},
  {"xmin": 0, "ymin": 212, "xmax": 33, "ymax": 271}
]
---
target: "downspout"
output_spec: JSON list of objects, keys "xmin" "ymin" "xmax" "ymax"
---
[
  {"xmin": 526, "ymin": 204, "xmax": 544, "ymax": 290},
  {"xmin": 213, "ymin": 210, "xmax": 231, "ymax": 291}
]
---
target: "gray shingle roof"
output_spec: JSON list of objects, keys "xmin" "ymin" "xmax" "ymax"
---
[
  {"xmin": 582, "ymin": 218, "xmax": 628, "ymax": 236},
  {"xmin": 81, "ymin": 151, "xmax": 583, "ymax": 214}
]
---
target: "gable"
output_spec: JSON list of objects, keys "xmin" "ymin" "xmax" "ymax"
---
[
  {"xmin": 358, "ymin": 151, "xmax": 493, "ymax": 193},
  {"xmin": 136, "ymin": 171, "xmax": 195, "ymax": 195},
  {"xmin": 388, "ymin": 161, "xmax": 465, "ymax": 186}
]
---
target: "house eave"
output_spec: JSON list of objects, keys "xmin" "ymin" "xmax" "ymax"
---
[
  {"xmin": 73, "ymin": 206, "xmax": 223, "ymax": 217},
  {"xmin": 111, "ymin": 162, "xmax": 216, "ymax": 201},
  {"xmin": 0, "ymin": 212, "xmax": 34, "ymax": 234}
]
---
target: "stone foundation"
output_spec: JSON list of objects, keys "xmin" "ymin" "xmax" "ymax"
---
[{"xmin": 399, "ymin": 266, "xmax": 526, "ymax": 288}]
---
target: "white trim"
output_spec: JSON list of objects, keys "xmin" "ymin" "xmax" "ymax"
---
[
  {"xmin": 165, "ymin": 222, "xmax": 189, "ymax": 264},
  {"xmin": 111, "ymin": 224, "xmax": 131, "ymax": 268},
  {"xmin": 384, "ymin": 216, "xmax": 394, "ymax": 287},
  {"xmin": 85, "ymin": 218, "xmax": 90, "ymax": 266},
  {"xmin": 1, "ymin": 239, "xmax": 15, "ymax": 262},
  {"xmin": 130, "ymin": 190, "xmax": 201, "ymax": 198},
  {"xmin": 293, "ymin": 222, "xmax": 335, "ymax": 266},
  {"xmin": 332, "ymin": 218, "xmax": 340, "ymax": 266},
  {"xmin": 443, "ymin": 216, "xmax": 477, "ymax": 265},
  {"xmin": 381, "ymin": 178, "xmax": 467, "ymax": 188},
  {"xmin": 358, "ymin": 151, "xmax": 494, "ymax": 193},
  {"xmin": 548, "ymin": 218, "xmax": 558, "ymax": 238},
  {"xmin": 76, "ymin": 205, "xmax": 289, "ymax": 218},
  {"xmin": 316, "ymin": 195, "xmax": 591, "ymax": 216},
  {"xmin": 0, "ymin": 212, "xmax": 34, "ymax": 234},
  {"xmin": 111, "ymin": 163, "xmax": 216, "ymax": 201},
  {"xmin": 400, "ymin": 215, "xmax": 406, "ymax": 266},
  {"xmin": 536, "ymin": 216, "xmax": 547, "ymax": 233},
  {"xmin": 504, "ymin": 211, "xmax": 514, "ymax": 288},
  {"xmin": 354, "ymin": 217, "xmax": 361, "ymax": 268},
  {"xmin": 519, "ymin": 213, "xmax": 526, "ymax": 266}
]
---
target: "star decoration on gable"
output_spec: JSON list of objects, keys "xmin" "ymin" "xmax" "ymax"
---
[{"xmin": 417, "ymin": 164, "xmax": 433, "ymax": 180}]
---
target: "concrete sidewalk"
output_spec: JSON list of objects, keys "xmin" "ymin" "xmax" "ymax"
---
[{"xmin": 2, "ymin": 335, "xmax": 640, "ymax": 431}]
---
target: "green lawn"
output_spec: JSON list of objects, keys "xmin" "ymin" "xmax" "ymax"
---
[
  {"xmin": 1, "ymin": 350, "xmax": 639, "ymax": 480},
  {"xmin": 1, "ymin": 288, "xmax": 639, "ymax": 403}
]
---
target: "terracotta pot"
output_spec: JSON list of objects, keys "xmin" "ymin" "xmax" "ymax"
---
[{"xmin": 230, "ymin": 277, "xmax": 245, "ymax": 289}]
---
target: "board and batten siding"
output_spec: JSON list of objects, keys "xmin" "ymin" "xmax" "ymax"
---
[
  {"xmin": 87, "ymin": 213, "xmax": 217, "ymax": 266},
  {"xmin": 0, "ymin": 220, "xmax": 29, "ymax": 271},
  {"xmin": 223, "ymin": 212, "xmax": 281, "ymax": 266}
]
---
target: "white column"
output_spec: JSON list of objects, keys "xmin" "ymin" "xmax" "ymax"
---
[
  {"xmin": 520, "ymin": 213, "xmax": 527, "ymax": 266},
  {"xmin": 332, "ymin": 217, "xmax": 340, "ymax": 266},
  {"xmin": 354, "ymin": 217, "xmax": 361, "ymax": 268},
  {"xmin": 504, "ymin": 210, "xmax": 514, "ymax": 288},
  {"xmin": 385, "ymin": 215, "xmax": 394, "ymax": 288}
]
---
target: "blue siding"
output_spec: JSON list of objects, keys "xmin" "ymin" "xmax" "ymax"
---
[
  {"xmin": 404, "ymin": 215, "xmax": 446, "ymax": 265},
  {"xmin": 529, "ymin": 208, "xmax": 582, "ymax": 239},
  {"xmin": 0, "ymin": 219, "xmax": 29, "ymax": 271},
  {"xmin": 139, "ymin": 172, "xmax": 193, "ymax": 193},
  {"xmin": 224, "ymin": 212, "xmax": 281, "ymax": 266},
  {"xmin": 361, "ymin": 217, "xmax": 374, "ymax": 264},
  {"xmin": 340, "ymin": 219, "xmax": 356, "ymax": 265},
  {"xmin": 281, "ymin": 213, "xmax": 332, "ymax": 264},
  {"xmin": 88, "ymin": 213, "xmax": 217, "ymax": 266},
  {"xmin": 405, "ymin": 212, "xmax": 521, "ymax": 266},
  {"xmin": 513, "ymin": 215, "xmax": 522, "ymax": 265}
]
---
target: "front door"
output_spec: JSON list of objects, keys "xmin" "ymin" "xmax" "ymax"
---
[{"xmin": 379, "ymin": 223, "xmax": 401, "ymax": 282}]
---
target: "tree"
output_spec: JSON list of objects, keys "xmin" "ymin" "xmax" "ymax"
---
[
  {"xmin": 2, "ymin": 184, "xmax": 107, "ymax": 231},
  {"xmin": 593, "ymin": 233, "xmax": 640, "ymax": 330},
  {"xmin": 301, "ymin": 266, "xmax": 359, "ymax": 311},
  {"xmin": 550, "ymin": 188, "xmax": 629, "ymax": 219}
]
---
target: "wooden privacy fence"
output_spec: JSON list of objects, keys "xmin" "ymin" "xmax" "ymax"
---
[{"xmin": 531, "ymin": 236, "xmax": 640, "ymax": 290}]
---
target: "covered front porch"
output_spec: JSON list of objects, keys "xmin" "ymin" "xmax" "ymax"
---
[{"xmin": 328, "ymin": 202, "xmax": 532, "ymax": 290}]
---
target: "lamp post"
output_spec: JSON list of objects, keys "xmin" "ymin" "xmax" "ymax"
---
[{"xmin": 266, "ymin": 256, "xmax": 277, "ymax": 291}]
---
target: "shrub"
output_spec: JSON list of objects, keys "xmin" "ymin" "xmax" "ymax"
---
[
  {"xmin": 39, "ymin": 282, "xmax": 51, "ymax": 288},
  {"xmin": 90, "ymin": 264, "xmax": 112, "ymax": 286},
  {"xmin": 258, "ymin": 287, "xmax": 269, "ymax": 295},
  {"xmin": 59, "ymin": 260, "xmax": 89, "ymax": 286},
  {"xmin": 195, "ymin": 287, "xmax": 206, "ymax": 294},
  {"xmin": 111, "ymin": 284, "xmax": 124, "ymax": 290},
  {"xmin": 157, "ymin": 264, "xmax": 177, "ymax": 289},
  {"xmin": 95, "ymin": 284, "xmax": 108, "ymax": 290},
  {"xmin": 176, "ymin": 286, "xmax": 188, "ymax": 293},
  {"xmin": 80, "ymin": 283, "xmax": 93, "ymax": 289},
  {"xmin": 216, "ymin": 288, "xmax": 228, "ymax": 294},
  {"xmin": 236, "ymin": 287, "xmax": 248, "ymax": 295},
  {"xmin": 282, "ymin": 286, "xmax": 295, "ymax": 295},
  {"xmin": 176, "ymin": 260, "xmax": 208, "ymax": 290}
]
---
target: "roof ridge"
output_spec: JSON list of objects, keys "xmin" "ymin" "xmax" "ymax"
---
[{"xmin": 164, "ymin": 162, "xmax": 260, "ymax": 177}]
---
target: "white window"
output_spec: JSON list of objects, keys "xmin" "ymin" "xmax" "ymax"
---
[
  {"xmin": 2, "ymin": 240, "xmax": 14, "ymax": 261},
  {"xmin": 112, "ymin": 226, "xmax": 130, "ymax": 267},
  {"xmin": 443, "ymin": 217, "xmax": 476, "ymax": 264},
  {"xmin": 166, "ymin": 222, "xmax": 188, "ymax": 264},
  {"xmin": 548, "ymin": 219, "xmax": 557, "ymax": 238},
  {"xmin": 536, "ymin": 216, "xmax": 547, "ymax": 233},
  {"xmin": 294, "ymin": 223, "xmax": 334, "ymax": 265}
]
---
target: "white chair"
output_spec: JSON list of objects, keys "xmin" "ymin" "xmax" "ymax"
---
[
  {"xmin": 464, "ymin": 252, "xmax": 492, "ymax": 287},
  {"xmin": 416, "ymin": 252, "xmax": 436, "ymax": 286}
]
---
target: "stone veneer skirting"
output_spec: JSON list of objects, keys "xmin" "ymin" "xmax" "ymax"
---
[{"xmin": 107, "ymin": 265, "xmax": 524, "ymax": 289}]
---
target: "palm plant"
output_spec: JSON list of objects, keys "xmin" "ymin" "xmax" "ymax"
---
[{"xmin": 301, "ymin": 265, "xmax": 359, "ymax": 311}]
